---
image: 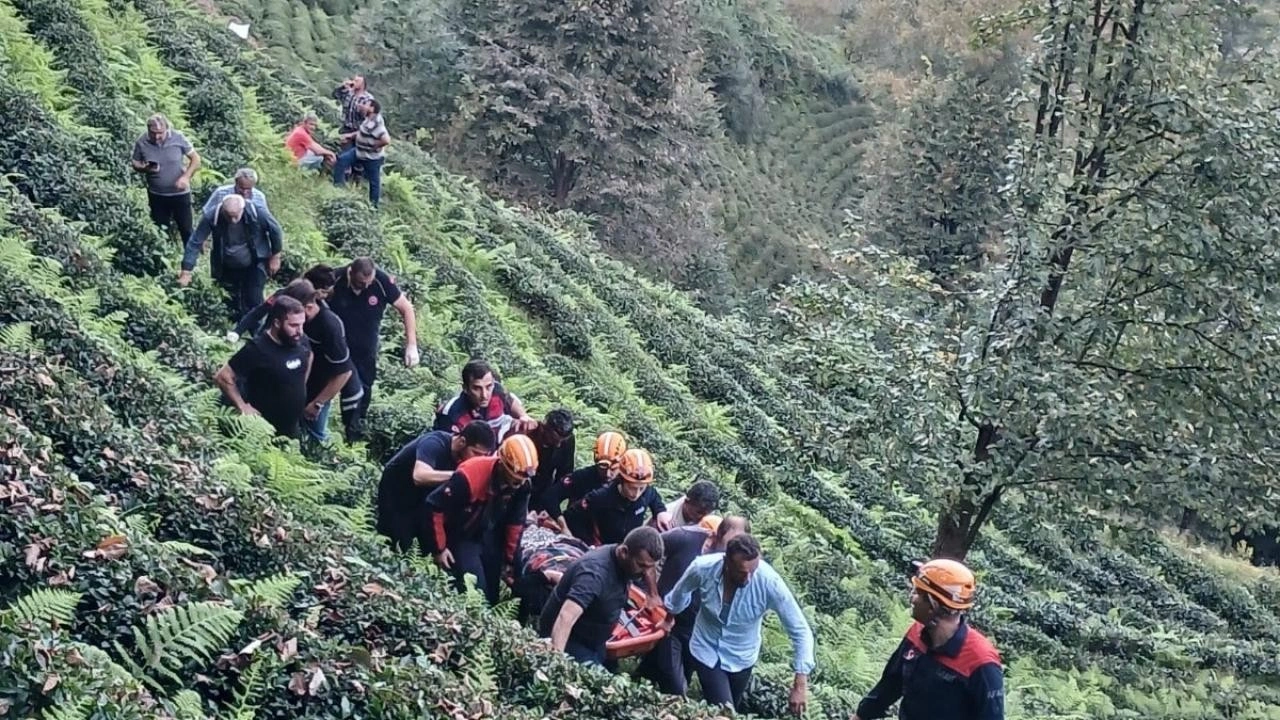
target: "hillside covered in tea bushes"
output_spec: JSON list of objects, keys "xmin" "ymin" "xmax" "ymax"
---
[{"xmin": 3, "ymin": 0, "xmax": 1280, "ymax": 718}]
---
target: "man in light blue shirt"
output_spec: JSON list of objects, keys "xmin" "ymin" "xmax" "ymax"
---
[{"xmin": 664, "ymin": 533, "xmax": 814, "ymax": 715}]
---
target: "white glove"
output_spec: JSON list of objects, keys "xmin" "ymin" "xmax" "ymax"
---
[
  {"xmin": 404, "ymin": 344, "xmax": 420, "ymax": 368},
  {"xmin": 224, "ymin": 331, "xmax": 240, "ymax": 343}
]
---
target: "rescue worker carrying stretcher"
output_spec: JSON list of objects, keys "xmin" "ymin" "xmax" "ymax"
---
[
  {"xmin": 542, "ymin": 430, "xmax": 627, "ymax": 533},
  {"xmin": 564, "ymin": 448, "xmax": 671, "ymax": 544},
  {"xmin": 424, "ymin": 434, "xmax": 537, "ymax": 605}
]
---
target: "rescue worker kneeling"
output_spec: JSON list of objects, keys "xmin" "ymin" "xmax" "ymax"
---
[{"xmin": 424, "ymin": 435, "xmax": 537, "ymax": 605}]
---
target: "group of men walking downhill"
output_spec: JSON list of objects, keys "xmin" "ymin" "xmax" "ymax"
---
[
  {"xmin": 377, "ymin": 403, "xmax": 1006, "ymax": 719},
  {"xmin": 134, "ymin": 70, "xmax": 1006, "ymax": 720}
]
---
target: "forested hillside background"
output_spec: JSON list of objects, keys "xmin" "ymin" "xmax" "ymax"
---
[{"xmin": 3, "ymin": 0, "xmax": 1280, "ymax": 718}]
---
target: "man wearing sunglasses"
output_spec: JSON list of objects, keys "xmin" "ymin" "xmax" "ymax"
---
[
  {"xmin": 424, "ymin": 434, "xmax": 538, "ymax": 605},
  {"xmin": 542, "ymin": 430, "xmax": 628, "ymax": 533},
  {"xmin": 850, "ymin": 558, "xmax": 1004, "ymax": 720}
]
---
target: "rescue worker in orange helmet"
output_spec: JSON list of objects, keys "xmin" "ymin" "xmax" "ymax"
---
[
  {"xmin": 424, "ymin": 434, "xmax": 537, "ymax": 605},
  {"xmin": 851, "ymin": 559, "xmax": 1004, "ymax": 720},
  {"xmin": 565, "ymin": 448, "xmax": 669, "ymax": 546},
  {"xmin": 542, "ymin": 431, "xmax": 628, "ymax": 533}
]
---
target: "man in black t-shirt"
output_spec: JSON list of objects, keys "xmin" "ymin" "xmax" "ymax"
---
[
  {"xmin": 326, "ymin": 257, "xmax": 419, "ymax": 442},
  {"xmin": 213, "ymin": 296, "xmax": 311, "ymax": 438},
  {"xmin": 539, "ymin": 526, "xmax": 664, "ymax": 667},
  {"xmin": 376, "ymin": 423, "xmax": 496, "ymax": 553},
  {"xmin": 637, "ymin": 515, "xmax": 750, "ymax": 695}
]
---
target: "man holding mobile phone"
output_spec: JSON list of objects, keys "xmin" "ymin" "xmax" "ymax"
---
[{"xmin": 130, "ymin": 113, "xmax": 201, "ymax": 244}]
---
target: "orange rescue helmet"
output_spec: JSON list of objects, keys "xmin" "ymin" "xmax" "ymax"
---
[
  {"xmin": 616, "ymin": 448, "xmax": 655, "ymax": 485},
  {"xmin": 698, "ymin": 515, "xmax": 723, "ymax": 533},
  {"xmin": 498, "ymin": 434, "xmax": 539, "ymax": 481},
  {"xmin": 911, "ymin": 558, "xmax": 976, "ymax": 611},
  {"xmin": 594, "ymin": 431, "xmax": 628, "ymax": 466}
]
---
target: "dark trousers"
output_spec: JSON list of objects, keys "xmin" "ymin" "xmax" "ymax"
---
[
  {"xmin": 147, "ymin": 192, "xmax": 193, "ymax": 242},
  {"xmin": 220, "ymin": 264, "xmax": 267, "ymax": 321},
  {"xmin": 513, "ymin": 571, "xmax": 553, "ymax": 625},
  {"xmin": 636, "ymin": 616, "xmax": 695, "ymax": 695},
  {"xmin": 333, "ymin": 150, "xmax": 385, "ymax": 208},
  {"xmin": 564, "ymin": 639, "xmax": 607, "ymax": 667},
  {"xmin": 692, "ymin": 657, "xmax": 753, "ymax": 710},
  {"xmin": 448, "ymin": 538, "xmax": 502, "ymax": 605},
  {"xmin": 377, "ymin": 502, "xmax": 428, "ymax": 555},
  {"xmin": 341, "ymin": 351, "xmax": 377, "ymax": 442}
]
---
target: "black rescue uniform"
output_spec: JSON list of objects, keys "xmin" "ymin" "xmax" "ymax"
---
[
  {"xmin": 326, "ymin": 264, "xmax": 402, "ymax": 439},
  {"xmin": 542, "ymin": 464, "xmax": 612, "ymax": 522},
  {"xmin": 226, "ymin": 332, "xmax": 311, "ymax": 438},
  {"xmin": 856, "ymin": 620, "xmax": 1005, "ymax": 720},
  {"xmin": 300, "ymin": 302, "xmax": 362, "ymax": 441},
  {"xmin": 537, "ymin": 543, "xmax": 632, "ymax": 666},
  {"xmin": 528, "ymin": 431, "xmax": 576, "ymax": 514},
  {"xmin": 565, "ymin": 482, "xmax": 667, "ymax": 546},
  {"xmin": 376, "ymin": 430, "xmax": 455, "ymax": 553}
]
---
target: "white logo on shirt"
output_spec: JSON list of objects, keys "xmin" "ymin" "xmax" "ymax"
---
[{"xmin": 286, "ymin": 359, "xmax": 302, "ymax": 370}]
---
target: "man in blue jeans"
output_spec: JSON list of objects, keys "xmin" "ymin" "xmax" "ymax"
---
[
  {"xmin": 333, "ymin": 98, "xmax": 390, "ymax": 207},
  {"xmin": 664, "ymin": 533, "xmax": 814, "ymax": 715}
]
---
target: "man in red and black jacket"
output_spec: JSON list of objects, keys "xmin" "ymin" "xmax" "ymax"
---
[
  {"xmin": 851, "ymin": 559, "xmax": 1004, "ymax": 720},
  {"xmin": 433, "ymin": 359, "xmax": 535, "ymax": 439},
  {"xmin": 424, "ymin": 435, "xmax": 538, "ymax": 605}
]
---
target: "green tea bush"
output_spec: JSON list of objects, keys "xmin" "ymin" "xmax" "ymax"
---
[{"xmin": 9, "ymin": 0, "xmax": 135, "ymax": 174}]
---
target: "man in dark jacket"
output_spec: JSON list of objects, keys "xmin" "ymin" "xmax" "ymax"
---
[{"xmin": 177, "ymin": 194, "xmax": 283, "ymax": 320}]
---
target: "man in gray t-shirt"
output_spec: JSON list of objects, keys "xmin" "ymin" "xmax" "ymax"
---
[
  {"xmin": 130, "ymin": 113, "xmax": 201, "ymax": 243},
  {"xmin": 333, "ymin": 98, "xmax": 391, "ymax": 208}
]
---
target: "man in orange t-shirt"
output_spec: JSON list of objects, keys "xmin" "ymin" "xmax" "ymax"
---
[{"xmin": 285, "ymin": 112, "xmax": 335, "ymax": 171}]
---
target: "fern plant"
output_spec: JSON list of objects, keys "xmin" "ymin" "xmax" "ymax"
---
[
  {"xmin": 114, "ymin": 601, "xmax": 245, "ymax": 690},
  {"xmin": 2, "ymin": 588, "xmax": 81, "ymax": 629}
]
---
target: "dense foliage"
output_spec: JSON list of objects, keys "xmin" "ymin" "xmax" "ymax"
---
[{"xmin": 2, "ymin": 0, "xmax": 1280, "ymax": 717}]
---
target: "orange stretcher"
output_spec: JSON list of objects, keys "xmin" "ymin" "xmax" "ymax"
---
[{"xmin": 605, "ymin": 584, "xmax": 668, "ymax": 660}]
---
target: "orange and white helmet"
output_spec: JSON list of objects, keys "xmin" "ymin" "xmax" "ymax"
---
[
  {"xmin": 911, "ymin": 558, "xmax": 976, "ymax": 610},
  {"xmin": 497, "ymin": 434, "xmax": 539, "ymax": 481},
  {"xmin": 616, "ymin": 448, "xmax": 655, "ymax": 485},
  {"xmin": 593, "ymin": 431, "xmax": 627, "ymax": 467}
]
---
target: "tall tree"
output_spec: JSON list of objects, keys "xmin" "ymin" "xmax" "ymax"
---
[
  {"xmin": 933, "ymin": 0, "xmax": 1280, "ymax": 558},
  {"xmin": 444, "ymin": 0, "xmax": 714, "ymax": 213},
  {"xmin": 761, "ymin": 0, "xmax": 1280, "ymax": 561}
]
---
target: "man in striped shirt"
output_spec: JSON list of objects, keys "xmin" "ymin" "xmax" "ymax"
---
[{"xmin": 333, "ymin": 98, "xmax": 391, "ymax": 208}]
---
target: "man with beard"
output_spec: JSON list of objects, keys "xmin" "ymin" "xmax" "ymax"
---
[
  {"xmin": 433, "ymin": 359, "xmax": 536, "ymax": 438},
  {"xmin": 539, "ymin": 526, "xmax": 665, "ymax": 667},
  {"xmin": 213, "ymin": 296, "xmax": 311, "ymax": 438},
  {"xmin": 664, "ymin": 533, "xmax": 814, "ymax": 716},
  {"xmin": 850, "ymin": 559, "xmax": 1004, "ymax": 720},
  {"xmin": 637, "ymin": 515, "xmax": 749, "ymax": 696}
]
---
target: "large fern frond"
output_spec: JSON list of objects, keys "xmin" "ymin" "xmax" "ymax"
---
[
  {"xmin": 236, "ymin": 573, "xmax": 300, "ymax": 610},
  {"xmin": 170, "ymin": 689, "xmax": 205, "ymax": 720},
  {"xmin": 40, "ymin": 699, "xmax": 93, "ymax": 720},
  {"xmin": 228, "ymin": 653, "xmax": 273, "ymax": 720},
  {"xmin": 0, "ymin": 321, "xmax": 34, "ymax": 351},
  {"xmin": 3, "ymin": 588, "xmax": 81, "ymax": 629},
  {"xmin": 117, "ymin": 602, "xmax": 244, "ymax": 687}
]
